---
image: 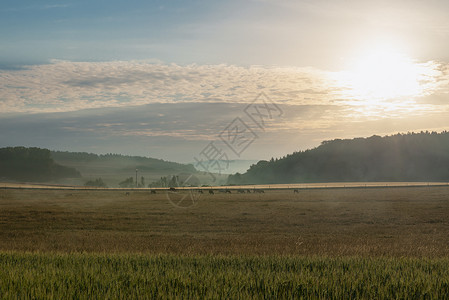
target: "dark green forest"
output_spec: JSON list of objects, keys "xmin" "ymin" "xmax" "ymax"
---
[
  {"xmin": 228, "ymin": 131, "xmax": 449, "ymax": 184},
  {"xmin": 0, "ymin": 147, "xmax": 81, "ymax": 182}
]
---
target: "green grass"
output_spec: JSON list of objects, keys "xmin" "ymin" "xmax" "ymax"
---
[{"xmin": 2, "ymin": 252, "xmax": 449, "ymax": 299}]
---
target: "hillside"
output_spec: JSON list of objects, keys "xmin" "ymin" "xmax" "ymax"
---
[
  {"xmin": 0, "ymin": 147, "xmax": 81, "ymax": 182},
  {"xmin": 0, "ymin": 147, "xmax": 225, "ymax": 187},
  {"xmin": 51, "ymin": 151, "xmax": 198, "ymax": 187},
  {"xmin": 228, "ymin": 131, "xmax": 449, "ymax": 184}
]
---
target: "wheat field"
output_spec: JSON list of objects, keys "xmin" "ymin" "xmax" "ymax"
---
[{"xmin": 2, "ymin": 186, "xmax": 449, "ymax": 298}]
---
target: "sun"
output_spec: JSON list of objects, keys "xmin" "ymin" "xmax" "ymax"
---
[{"xmin": 337, "ymin": 45, "xmax": 427, "ymax": 101}]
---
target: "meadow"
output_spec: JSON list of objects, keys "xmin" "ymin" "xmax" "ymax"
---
[{"xmin": 1, "ymin": 186, "xmax": 449, "ymax": 298}]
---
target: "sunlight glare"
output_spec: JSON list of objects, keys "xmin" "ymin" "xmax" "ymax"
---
[
  {"xmin": 332, "ymin": 44, "xmax": 441, "ymax": 117},
  {"xmin": 337, "ymin": 45, "xmax": 432, "ymax": 101}
]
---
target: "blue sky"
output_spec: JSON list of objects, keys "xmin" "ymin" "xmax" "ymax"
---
[
  {"xmin": 3, "ymin": 0, "xmax": 448, "ymax": 68},
  {"xmin": 1, "ymin": 0, "xmax": 449, "ymax": 166},
  {"xmin": 1, "ymin": 0, "xmax": 254, "ymax": 67}
]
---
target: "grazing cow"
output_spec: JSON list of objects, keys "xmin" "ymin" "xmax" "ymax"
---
[
  {"xmin": 225, "ymin": 190, "xmax": 231, "ymax": 194},
  {"xmin": 150, "ymin": 190, "xmax": 157, "ymax": 194},
  {"xmin": 198, "ymin": 190, "xmax": 204, "ymax": 194},
  {"xmin": 209, "ymin": 190, "xmax": 214, "ymax": 194},
  {"xmin": 169, "ymin": 187, "xmax": 176, "ymax": 192},
  {"xmin": 293, "ymin": 189, "xmax": 299, "ymax": 194},
  {"xmin": 125, "ymin": 192, "xmax": 130, "ymax": 196}
]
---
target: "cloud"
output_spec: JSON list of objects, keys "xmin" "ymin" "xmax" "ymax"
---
[
  {"xmin": 1, "ymin": 100, "xmax": 449, "ymax": 162},
  {"xmin": 0, "ymin": 61, "xmax": 341, "ymax": 113},
  {"xmin": 43, "ymin": 4, "xmax": 70, "ymax": 9},
  {"xmin": 1, "ymin": 3, "xmax": 71, "ymax": 12},
  {"xmin": 0, "ymin": 60, "xmax": 448, "ymax": 120},
  {"xmin": 0, "ymin": 102, "xmax": 347, "ymax": 161}
]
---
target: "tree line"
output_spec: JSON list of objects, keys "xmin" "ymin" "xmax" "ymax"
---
[{"xmin": 228, "ymin": 131, "xmax": 449, "ymax": 184}]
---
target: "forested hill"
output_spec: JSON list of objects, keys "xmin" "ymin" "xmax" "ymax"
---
[
  {"xmin": 0, "ymin": 147, "xmax": 81, "ymax": 181},
  {"xmin": 51, "ymin": 151, "xmax": 195, "ymax": 173},
  {"xmin": 228, "ymin": 131, "xmax": 449, "ymax": 184}
]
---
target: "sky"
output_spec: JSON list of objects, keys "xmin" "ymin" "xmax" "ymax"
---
[{"xmin": 1, "ymin": 0, "xmax": 449, "ymax": 170}]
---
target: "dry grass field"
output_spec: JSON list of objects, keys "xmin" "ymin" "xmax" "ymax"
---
[
  {"xmin": 1, "ymin": 186, "xmax": 449, "ymax": 256},
  {"xmin": 2, "ymin": 186, "xmax": 449, "ymax": 298}
]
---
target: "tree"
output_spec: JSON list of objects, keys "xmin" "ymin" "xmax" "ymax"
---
[
  {"xmin": 119, "ymin": 177, "xmax": 134, "ymax": 188},
  {"xmin": 168, "ymin": 175, "xmax": 179, "ymax": 187},
  {"xmin": 84, "ymin": 178, "xmax": 107, "ymax": 188},
  {"xmin": 149, "ymin": 176, "xmax": 168, "ymax": 188}
]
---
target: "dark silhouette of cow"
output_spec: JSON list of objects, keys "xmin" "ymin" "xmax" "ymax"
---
[
  {"xmin": 293, "ymin": 189, "xmax": 299, "ymax": 194},
  {"xmin": 209, "ymin": 190, "xmax": 214, "ymax": 194},
  {"xmin": 169, "ymin": 187, "xmax": 176, "ymax": 192},
  {"xmin": 150, "ymin": 190, "xmax": 157, "ymax": 194}
]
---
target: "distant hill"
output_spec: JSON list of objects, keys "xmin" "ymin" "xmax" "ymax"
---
[
  {"xmin": 51, "ymin": 151, "xmax": 195, "ymax": 173},
  {"xmin": 0, "ymin": 147, "xmax": 81, "ymax": 182},
  {"xmin": 228, "ymin": 131, "xmax": 449, "ymax": 184},
  {"xmin": 51, "ymin": 151, "xmax": 198, "ymax": 186}
]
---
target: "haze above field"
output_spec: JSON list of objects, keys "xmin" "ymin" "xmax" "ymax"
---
[
  {"xmin": 1, "ymin": 0, "xmax": 449, "ymax": 163},
  {"xmin": 3, "ymin": 131, "xmax": 449, "ymax": 187}
]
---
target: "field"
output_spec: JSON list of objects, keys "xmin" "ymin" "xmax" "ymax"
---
[
  {"xmin": 2, "ymin": 253, "xmax": 449, "ymax": 299},
  {"xmin": 2, "ymin": 186, "xmax": 449, "ymax": 297}
]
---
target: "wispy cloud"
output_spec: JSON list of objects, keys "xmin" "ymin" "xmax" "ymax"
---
[
  {"xmin": 0, "ymin": 61, "xmax": 336, "ymax": 113},
  {"xmin": 1, "ymin": 97, "xmax": 449, "ymax": 161},
  {"xmin": 43, "ymin": 4, "xmax": 70, "ymax": 9},
  {"xmin": 1, "ymin": 60, "xmax": 447, "ymax": 118},
  {"xmin": 0, "ymin": 102, "xmax": 365, "ymax": 160},
  {"xmin": 1, "ymin": 3, "xmax": 71, "ymax": 12}
]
